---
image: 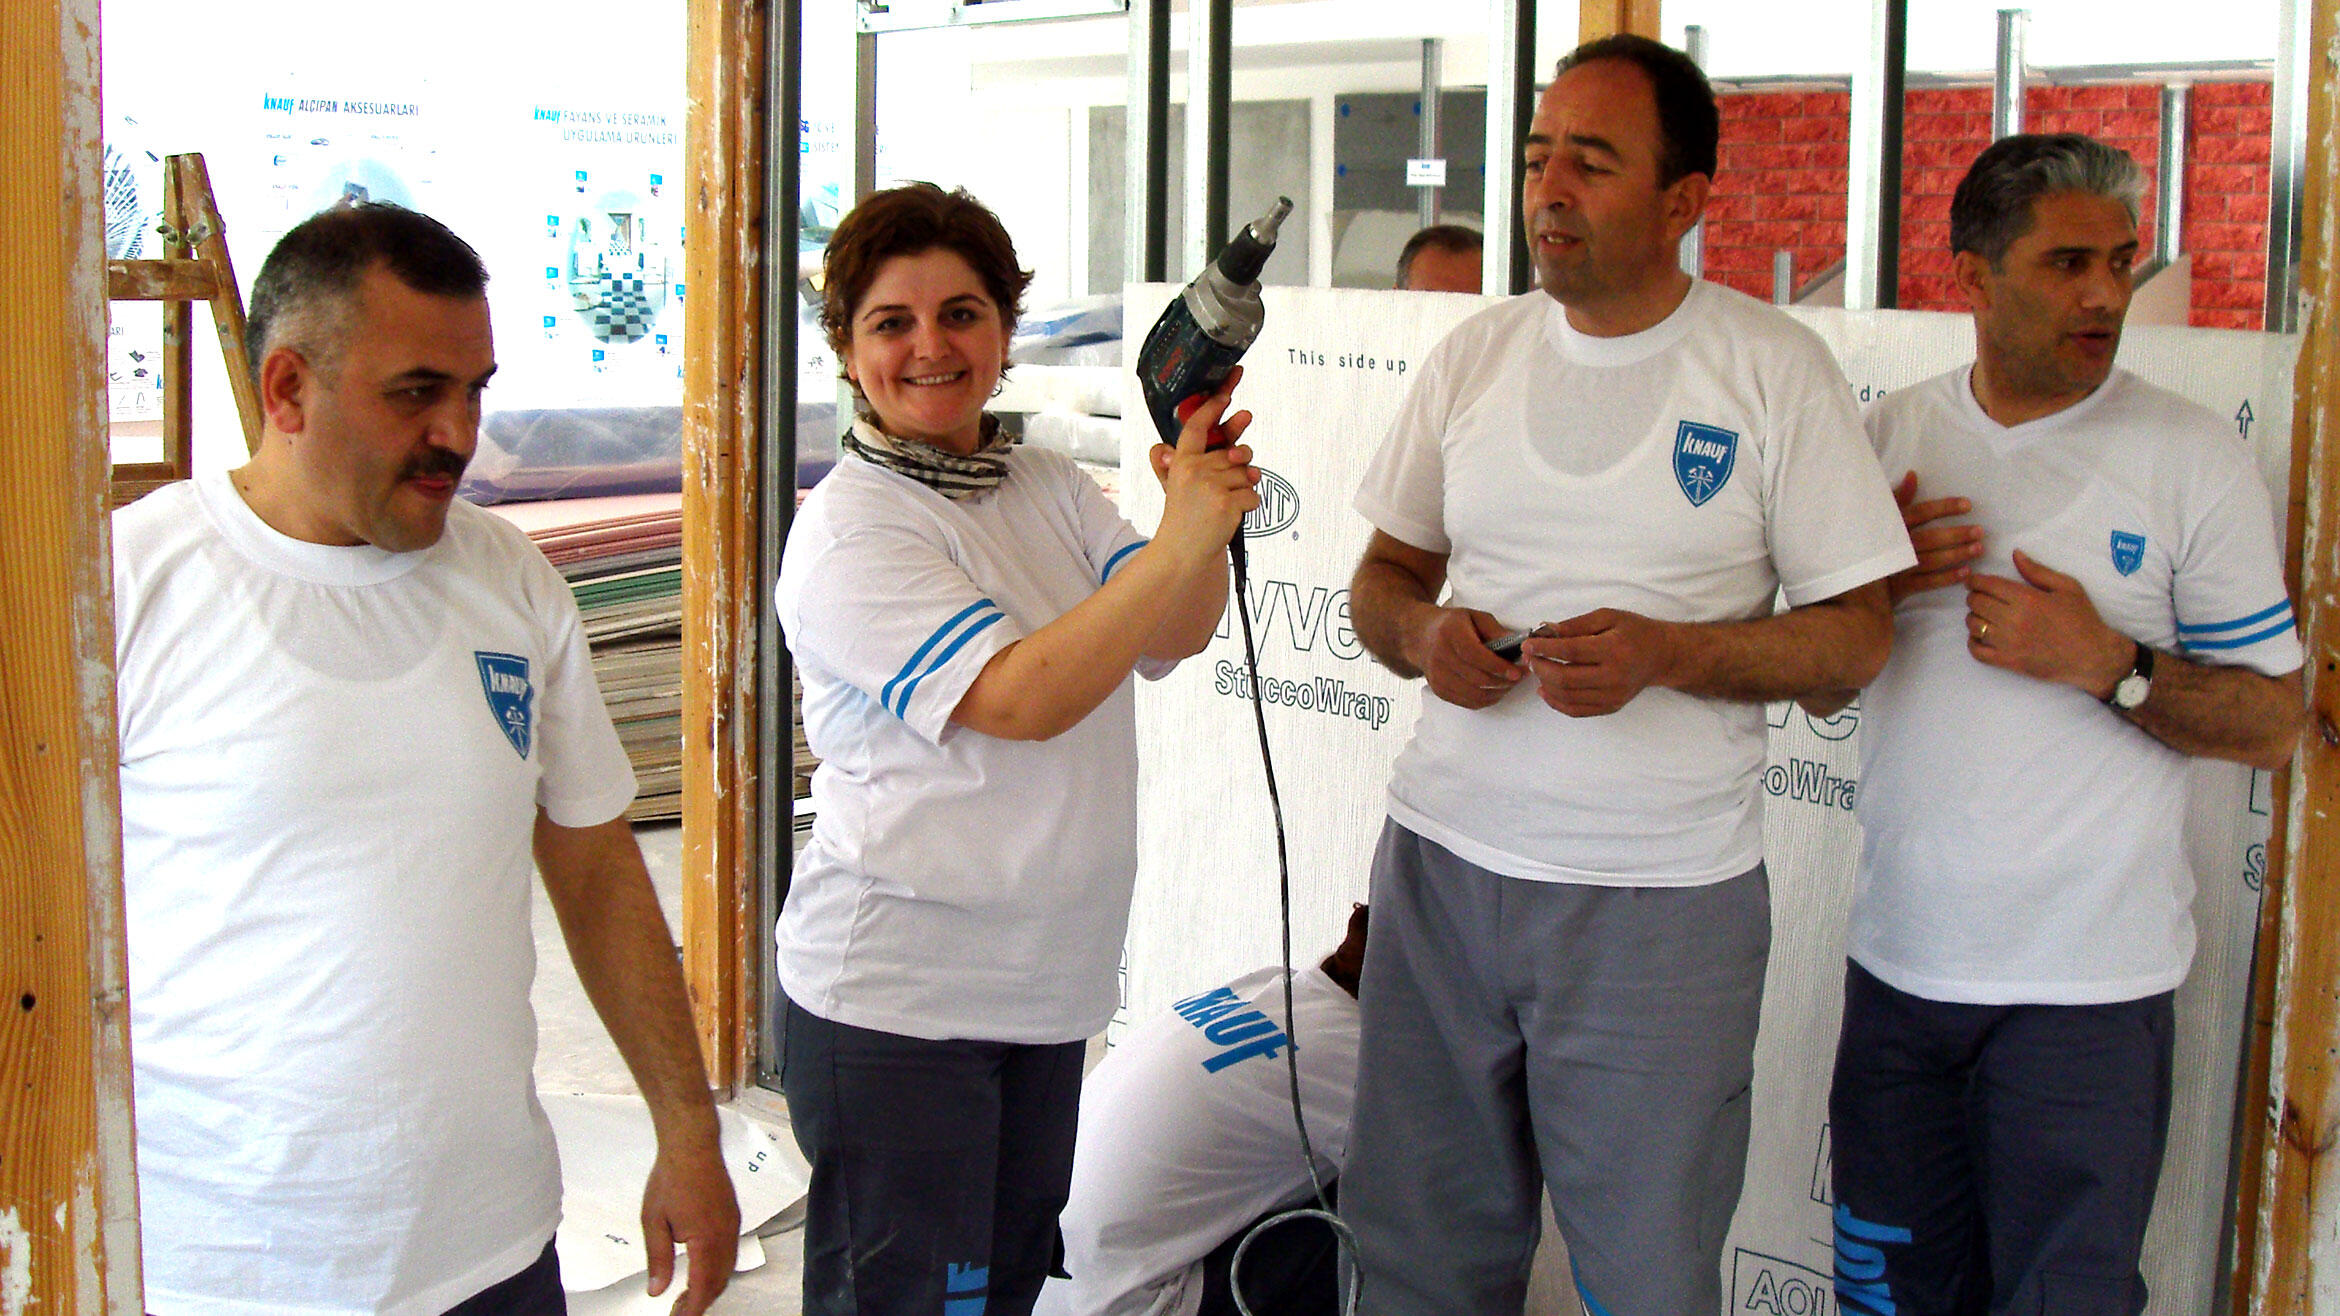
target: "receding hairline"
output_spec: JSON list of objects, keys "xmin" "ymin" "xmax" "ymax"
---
[
  {"xmin": 258, "ymin": 260, "xmax": 490, "ymax": 381},
  {"xmin": 1395, "ymin": 224, "xmax": 1485, "ymax": 287},
  {"xmin": 242, "ymin": 202, "xmax": 490, "ymax": 392},
  {"xmin": 1533, "ymin": 58, "xmax": 1669, "ymax": 171}
]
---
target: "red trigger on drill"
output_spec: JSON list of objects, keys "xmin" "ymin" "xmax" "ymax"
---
[{"xmin": 1172, "ymin": 395, "xmax": 1231, "ymax": 450}]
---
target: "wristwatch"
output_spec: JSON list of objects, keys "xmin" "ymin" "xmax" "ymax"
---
[{"xmin": 2106, "ymin": 641, "xmax": 2155, "ymax": 711}]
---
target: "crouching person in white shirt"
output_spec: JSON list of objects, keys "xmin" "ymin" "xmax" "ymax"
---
[{"xmin": 1039, "ymin": 906, "xmax": 1368, "ymax": 1316}]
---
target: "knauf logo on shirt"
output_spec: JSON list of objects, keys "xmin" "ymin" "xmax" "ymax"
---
[
  {"xmin": 1673, "ymin": 420, "xmax": 1739, "ymax": 507},
  {"xmin": 474, "ymin": 651, "xmax": 535, "ymax": 759},
  {"xmin": 2111, "ymin": 530, "xmax": 2147, "ymax": 576},
  {"xmin": 1171, "ymin": 984, "xmax": 1291, "ymax": 1072}
]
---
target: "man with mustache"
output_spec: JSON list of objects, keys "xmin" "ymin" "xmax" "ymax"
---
[
  {"xmin": 1343, "ymin": 34, "xmax": 1912, "ymax": 1314},
  {"xmin": 111, "ymin": 203, "xmax": 738, "ymax": 1316},
  {"xmin": 1824, "ymin": 134, "xmax": 2303, "ymax": 1314}
]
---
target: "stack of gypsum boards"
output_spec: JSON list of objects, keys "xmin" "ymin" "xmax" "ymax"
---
[{"xmin": 487, "ymin": 493, "xmax": 684, "ymax": 822}]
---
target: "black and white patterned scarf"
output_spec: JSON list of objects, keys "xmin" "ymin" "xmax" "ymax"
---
[{"xmin": 839, "ymin": 413, "xmax": 1013, "ymax": 500}]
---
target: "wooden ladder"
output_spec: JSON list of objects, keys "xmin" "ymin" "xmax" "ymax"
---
[{"xmin": 106, "ymin": 152, "xmax": 261, "ymax": 506}]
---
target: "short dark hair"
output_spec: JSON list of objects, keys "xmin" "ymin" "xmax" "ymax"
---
[
  {"xmin": 1949, "ymin": 133, "xmax": 2145, "ymax": 266},
  {"xmin": 821, "ymin": 182, "xmax": 1034, "ymax": 369},
  {"xmin": 244, "ymin": 203, "xmax": 488, "ymax": 388},
  {"xmin": 1395, "ymin": 224, "xmax": 1484, "ymax": 288},
  {"xmin": 1554, "ymin": 34, "xmax": 1719, "ymax": 185}
]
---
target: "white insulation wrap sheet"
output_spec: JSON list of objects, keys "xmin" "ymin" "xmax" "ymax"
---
[{"xmin": 1116, "ymin": 283, "xmax": 2298, "ymax": 1315}]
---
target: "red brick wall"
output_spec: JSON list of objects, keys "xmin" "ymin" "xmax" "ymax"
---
[
  {"xmin": 1895, "ymin": 88, "xmax": 1999, "ymax": 307},
  {"xmin": 1702, "ymin": 81, "xmax": 2273, "ymax": 330},
  {"xmin": 1708, "ymin": 91, "xmax": 1850, "ymax": 301},
  {"xmin": 1900, "ymin": 86, "xmax": 2162, "ymax": 309},
  {"xmin": 2187, "ymin": 82, "xmax": 2274, "ymax": 330}
]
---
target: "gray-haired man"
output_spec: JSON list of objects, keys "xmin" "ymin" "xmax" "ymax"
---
[
  {"xmin": 1825, "ymin": 134, "xmax": 2303, "ymax": 1314},
  {"xmin": 115, "ymin": 203, "xmax": 738, "ymax": 1316}
]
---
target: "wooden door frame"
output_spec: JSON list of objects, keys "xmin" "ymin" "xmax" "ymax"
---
[
  {"xmin": 678, "ymin": 0, "xmax": 775, "ymax": 1093},
  {"xmin": 2234, "ymin": 1, "xmax": 2340, "ymax": 1309},
  {"xmin": 3, "ymin": 0, "xmax": 142, "ymax": 1309}
]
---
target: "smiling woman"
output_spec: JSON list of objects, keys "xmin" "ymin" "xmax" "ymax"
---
[
  {"xmin": 820, "ymin": 187, "xmax": 1028, "ymax": 458},
  {"xmin": 842, "ymin": 247, "xmax": 1010, "ymax": 452},
  {"xmin": 772, "ymin": 182, "xmax": 1262, "ymax": 1316}
]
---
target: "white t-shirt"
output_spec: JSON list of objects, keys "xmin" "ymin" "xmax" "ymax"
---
[
  {"xmin": 1853, "ymin": 367, "xmax": 2303, "ymax": 1005},
  {"xmin": 776, "ymin": 448, "xmax": 1165, "ymax": 1044},
  {"xmin": 1040, "ymin": 965, "xmax": 1361, "ymax": 1316},
  {"xmin": 114, "ymin": 470, "xmax": 637, "ymax": 1316},
  {"xmin": 1354, "ymin": 281, "xmax": 1913, "ymax": 885}
]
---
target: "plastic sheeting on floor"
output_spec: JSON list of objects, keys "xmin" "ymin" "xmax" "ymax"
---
[
  {"xmin": 542, "ymin": 1091, "xmax": 810, "ymax": 1308},
  {"xmin": 1111, "ymin": 283, "xmax": 2296, "ymax": 1316}
]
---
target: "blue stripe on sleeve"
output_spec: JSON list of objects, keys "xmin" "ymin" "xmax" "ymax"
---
[
  {"xmin": 2185, "ymin": 617, "xmax": 2299, "ymax": 652},
  {"xmin": 1101, "ymin": 540, "xmax": 1148, "ymax": 581},
  {"xmin": 890, "ymin": 611, "xmax": 1008, "ymax": 719},
  {"xmin": 882, "ymin": 599, "xmax": 999, "ymax": 713},
  {"xmin": 2179, "ymin": 599, "xmax": 2294, "ymax": 637}
]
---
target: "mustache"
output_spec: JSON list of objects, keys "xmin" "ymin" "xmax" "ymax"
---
[{"xmin": 401, "ymin": 445, "xmax": 469, "ymax": 483}]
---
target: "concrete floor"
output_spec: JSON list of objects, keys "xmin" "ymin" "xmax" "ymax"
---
[{"xmin": 532, "ymin": 820, "xmax": 805, "ymax": 1314}]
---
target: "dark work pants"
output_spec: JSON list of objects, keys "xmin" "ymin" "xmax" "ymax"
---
[
  {"xmin": 780, "ymin": 994, "xmax": 1085, "ymax": 1316},
  {"xmin": 441, "ymin": 1240, "xmax": 565, "ymax": 1316},
  {"xmin": 1197, "ymin": 1182, "xmax": 1342, "ymax": 1316},
  {"xmin": 1829, "ymin": 960, "xmax": 2176, "ymax": 1316}
]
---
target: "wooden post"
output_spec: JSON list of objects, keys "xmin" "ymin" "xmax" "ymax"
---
[
  {"xmin": 2235, "ymin": 770, "xmax": 2299, "ymax": 1307},
  {"xmin": 1577, "ymin": 0, "xmax": 1660, "ymax": 41},
  {"xmin": 678, "ymin": 0, "xmax": 769, "ymax": 1091},
  {"xmin": 0, "ymin": 0, "xmax": 143, "ymax": 1309},
  {"xmin": 2244, "ymin": 0, "xmax": 2340, "ymax": 1307}
]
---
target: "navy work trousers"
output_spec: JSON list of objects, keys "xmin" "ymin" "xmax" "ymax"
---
[
  {"xmin": 780, "ymin": 995, "xmax": 1085, "ymax": 1316},
  {"xmin": 1829, "ymin": 960, "xmax": 2176, "ymax": 1316}
]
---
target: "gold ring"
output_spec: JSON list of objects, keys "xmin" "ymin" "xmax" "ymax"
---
[{"xmin": 1977, "ymin": 621, "xmax": 1991, "ymax": 642}]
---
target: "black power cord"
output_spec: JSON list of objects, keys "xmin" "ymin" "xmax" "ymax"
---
[{"xmin": 1221, "ymin": 543, "xmax": 1363, "ymax": 1316}]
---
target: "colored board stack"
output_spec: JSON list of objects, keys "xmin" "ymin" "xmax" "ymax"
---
[{"xmin": 489, "ymin": 493, "xmax": 685, "ymax": 822}]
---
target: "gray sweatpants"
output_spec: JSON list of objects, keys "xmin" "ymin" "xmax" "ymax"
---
[{"xmin": 1344, "ymin": 821, "xmax": 1771, "ymax": 1316}]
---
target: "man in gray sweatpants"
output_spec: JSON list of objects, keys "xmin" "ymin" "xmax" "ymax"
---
[{"xmin": 1344, "ymin": 34, "xmax": 1913, "ymax": 1315}]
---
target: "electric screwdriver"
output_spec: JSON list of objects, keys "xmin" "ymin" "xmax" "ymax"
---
[
  {"xmin": 1135, "ymin": 196, "xmax": 1361, "ymax": 1313},
  {"xmin": 1135, "ymin": 196, "xmax": 1292, "ymax": 579}
]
